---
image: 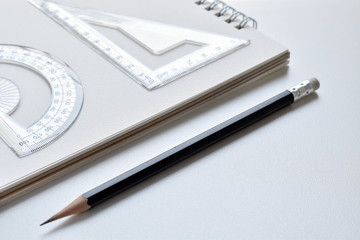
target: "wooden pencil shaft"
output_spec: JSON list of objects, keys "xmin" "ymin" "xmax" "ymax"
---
[{"xmin": 83, "ymin": 90, "xmax": 294, "ymax": 207}]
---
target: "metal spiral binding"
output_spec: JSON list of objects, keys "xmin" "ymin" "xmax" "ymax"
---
[{"xmin": 195, "ymin": 0, "xmax": 257, "ymax": 29}]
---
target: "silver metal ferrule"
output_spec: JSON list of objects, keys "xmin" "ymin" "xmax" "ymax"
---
[{"xmin": 288, "ymin": 78, "xmax": 320, "ymax": 102}]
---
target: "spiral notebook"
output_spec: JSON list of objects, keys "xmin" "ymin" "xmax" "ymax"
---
[{"xmin": 0, "ymin": 0, "xmax": 289, "ymax": 205}]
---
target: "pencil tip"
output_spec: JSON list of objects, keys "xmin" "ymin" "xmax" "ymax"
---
[
  {"xmin": 40, "ymin": 218, "xmax": 53, "ymax": 226},
  {"xmin": 39, "ymin": 196, "xmax": 90, "ymax": 226}
]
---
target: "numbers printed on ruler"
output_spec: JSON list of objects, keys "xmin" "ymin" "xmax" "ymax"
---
[
  {"xmin": 29, "ymin": 0, "xmax": 250, "ymax": 90},
  {"xmin": 0, "ymin": 45, "xmax": 83, "ymax": 157}
]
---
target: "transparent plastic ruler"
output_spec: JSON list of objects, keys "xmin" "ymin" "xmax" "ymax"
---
[
  {"xmin": 0, "ymin": 45, "xmax": 83, "ymax": 157},
  {"xmin": 29, "ymin": 0, "xmax": 250, "ymax": 90}
]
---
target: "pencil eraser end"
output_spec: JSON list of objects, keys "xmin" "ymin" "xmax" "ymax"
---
[
  {"xmin": 289, "ymin": 78, "xmax": 320, "ymax": 102},
  {"xmin": 308, "ymin": 77, "xmax": 320, "ymax": 91}
]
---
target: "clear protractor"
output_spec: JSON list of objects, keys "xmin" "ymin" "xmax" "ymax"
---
[{"xmin": 0, "ymin": 45, "xmax": 84, "ymax": 157}]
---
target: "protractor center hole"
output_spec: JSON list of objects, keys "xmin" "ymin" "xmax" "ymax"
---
[{"xmin": 0, "ymin": 63, "xmax": 51, "ymax": 127}]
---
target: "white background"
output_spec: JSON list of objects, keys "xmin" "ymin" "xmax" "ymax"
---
[{"xmin": 1, "ymin": 0, "xmax": 360, "ymax": 239}]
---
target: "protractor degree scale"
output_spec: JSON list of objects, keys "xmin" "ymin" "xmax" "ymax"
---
[{"xmin": 0, "ymin": 45, "xmax": 83, "ymax": 157}]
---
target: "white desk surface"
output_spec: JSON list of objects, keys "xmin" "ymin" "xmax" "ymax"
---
[{"xmin": 1, "ymin": 0, "xmax": 359, "ymax": 239}]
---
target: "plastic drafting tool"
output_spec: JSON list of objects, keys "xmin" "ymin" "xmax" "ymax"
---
[
  {"xmin": 0, "ymin": 45, "xmax": 83, "ymax": 157},
  {"xmin": 29, "ymin": 0, "xmax": 250, "ymax": 90}
]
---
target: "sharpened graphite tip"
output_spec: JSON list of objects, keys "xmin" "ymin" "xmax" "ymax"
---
[
  {"xmin": 40, "ymin": 218, "xmax": 54, "ymax": 226},
  {"xmin": 39, "ymin": 196, "xmax": 91, "ymax": 226}
]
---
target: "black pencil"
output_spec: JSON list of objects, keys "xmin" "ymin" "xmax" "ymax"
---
[{"xmin": 41, "ymin": 78, "xmax": 319, "ymax": 226}]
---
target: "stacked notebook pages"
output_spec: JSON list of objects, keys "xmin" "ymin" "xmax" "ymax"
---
[{"xmin": 0, "ymin": 0, "xmax": 289, "ymax": 205}]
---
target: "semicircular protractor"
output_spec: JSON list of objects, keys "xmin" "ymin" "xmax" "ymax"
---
[{"xmin": 0, "ymin": 45, "xmax": 84, "ymax": 157}]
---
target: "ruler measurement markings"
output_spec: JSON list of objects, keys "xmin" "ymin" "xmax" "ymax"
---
[{"xmin": 32, "ymin": 1, "xmax": 250, "ymax": 89}]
